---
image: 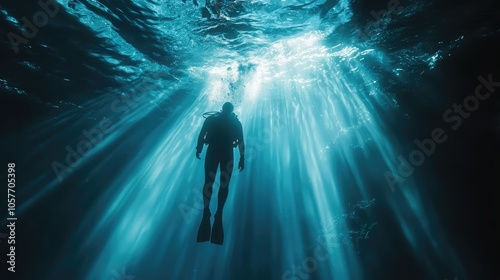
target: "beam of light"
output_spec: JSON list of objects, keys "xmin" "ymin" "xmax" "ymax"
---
[
  {"xmin": 37, "ymin": 30, "xmax": 462, "ymax": 280},
  {"xmin": 228, "ymin": 31, "xmax": 383, "ymax": 279},
  {"xmin": 232, "ymin": 31, "xmax": 466, "ymax": 279},
  {"xmin": 1, "ymin": 1, "xmax": 476, "ymax": 279},
  {"xmin": 5, "ymin": 24, "xmax": 460, "ymax": 278}
]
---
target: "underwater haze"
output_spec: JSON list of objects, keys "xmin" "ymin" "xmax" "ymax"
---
[{"xmin": 1, "ymin": 0, "xmax": 499, "ymax": 280}]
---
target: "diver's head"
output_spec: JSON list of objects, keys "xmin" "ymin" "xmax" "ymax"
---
[{"xmin": 221, "ymin": 102, "xmax": 234, "ymax": 114}]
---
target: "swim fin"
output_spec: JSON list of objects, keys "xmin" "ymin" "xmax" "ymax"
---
[
  {"xmin": 211, "ymin": 214, "xmax": 224, "ymax": 245},
  {"xmin": 197, "ymin": 212, "xmax": 211, "ymax": 242}
]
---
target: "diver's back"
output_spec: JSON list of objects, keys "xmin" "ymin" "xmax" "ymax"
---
[{"xmin": 206, "ymin": 114, "xmax": 239, "ymax": 149}]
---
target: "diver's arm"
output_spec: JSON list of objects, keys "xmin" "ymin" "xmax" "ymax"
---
[
  {"xmin": 238, "ymin": 142, "xmax": 245, "ymax": 162},
  {"xmin": 238, "ymin": 121, "xmax": 245, "ymax": 158},
  {"xmin": 196, "ymin": 119, "xmax": 209, "ymax": 159},
  {"xmin": 237, "ymin": 122, "xmax": 245, "ymax": 171}
]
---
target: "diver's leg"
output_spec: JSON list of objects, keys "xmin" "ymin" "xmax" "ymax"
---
[
  {"xmin": 197, "ymin": 147, "xmax": 219, "ymax": 242},
  {"xmin": 211, "ymin": 150, "xmax": 234, "ymax": 245},
  {"xmin": 202, "ymin": 147, "xmax": 219, "ymax": 214},
  {"xmin": 215, "ymin": 153, "xmax": 234, "ymax": 217}
]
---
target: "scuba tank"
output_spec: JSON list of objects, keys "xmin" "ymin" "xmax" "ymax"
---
[
  {"xmin": 202, "ymin": 110, "xmax": 239, "ymax": 119},
  {"xmin": 202, "ymin": 110, "xmax": 240, "ymax": 147},
  {"xmin": 202, "ymin": 111, "xmax": 220, "ymax": 118}
]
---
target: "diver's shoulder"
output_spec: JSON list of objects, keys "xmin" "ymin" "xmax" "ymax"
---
[{"xmin": 231, "ymin": 113, "xmax": 241, "ymax": 122}]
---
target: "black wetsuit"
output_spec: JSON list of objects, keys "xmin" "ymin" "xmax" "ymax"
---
[{"xmin": 197, "ymin": 113, "xmax": 244, "ymax": 216}]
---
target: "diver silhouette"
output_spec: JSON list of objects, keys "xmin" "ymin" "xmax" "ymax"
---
[{"xmin": 196, "ymin": 102, "xmax": 245, "ymax": 245}]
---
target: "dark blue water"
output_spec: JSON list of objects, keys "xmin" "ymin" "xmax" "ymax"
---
[{"xmin": 1, "ymin": 0, "xmax": 499, "ymax": 279}]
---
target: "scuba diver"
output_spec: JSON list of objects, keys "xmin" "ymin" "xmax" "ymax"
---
[{"xmin": 196, "ymin": 102, "xmax": 245, "ymax": 245}]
